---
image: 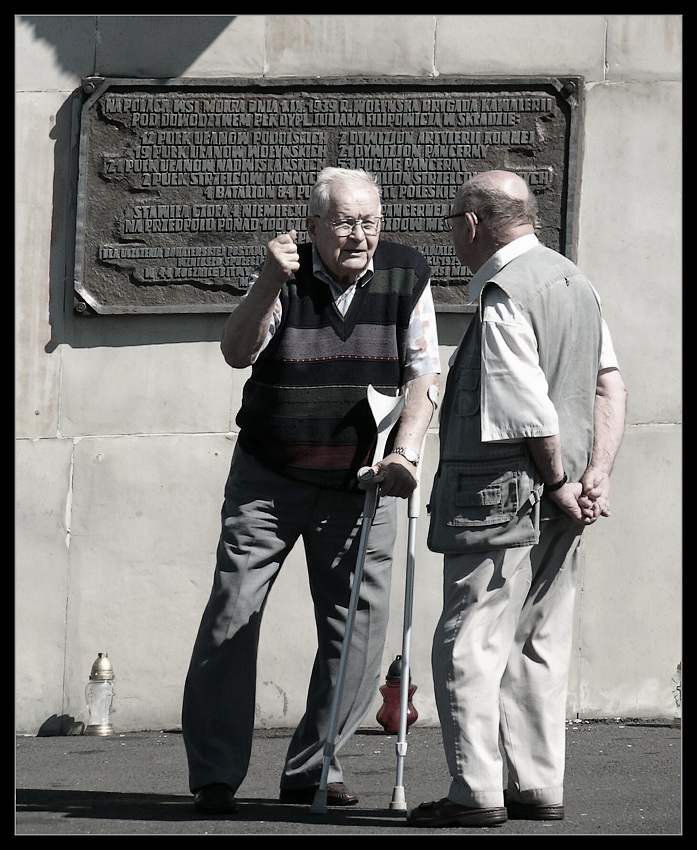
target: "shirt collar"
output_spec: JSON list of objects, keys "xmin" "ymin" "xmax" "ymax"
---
[
  {"xmin": 468, "ymin": 233, "xmax": 539, "ymax": 303},
  {"xmin": 311, "ymin": 245, "xmax": 374, "ymax": 295}
]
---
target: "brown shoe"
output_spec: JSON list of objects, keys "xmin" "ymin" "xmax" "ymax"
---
[
  {"xmin": 506, "ymin": 798, "xmax": 564, "ymax": 820},
  {"xmin": 193, "ymin": 783, "xmax": 238, "ymax": 814},
  {"xmin": 279, "ymin": 782, "xmax": 358, "ymax": 806},
  {"xmin": 407, "ymin": 797, "xmax": 507, "ymax": 828}
]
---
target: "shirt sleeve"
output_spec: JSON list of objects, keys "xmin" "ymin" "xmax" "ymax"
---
[
  {"xmin": 479, "ymin": 288, "xmax": 559, "ymax": 442},
  {"xmin": 588, "ymin": 282, "xmax": 619, "ymax": 370},
  {"xmin": 241, "ymin": 268, "xmax": 282, "ymax": 362},
  {"xmin": 404, "ymin": 283, "xmax": 441, "ymax": 381},
  {"xmin": 599, "ymin": 319, "xmax": 619, "ymax": 370}
]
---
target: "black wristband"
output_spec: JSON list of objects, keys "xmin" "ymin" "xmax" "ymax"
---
[{"xmin": 545, "ymin": 472, "xmax": 568, "ymax": 493}]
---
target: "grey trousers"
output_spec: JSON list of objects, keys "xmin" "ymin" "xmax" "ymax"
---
[
  {"xmin": 432, "ymin": 516, "xmax": 583, "ymax": 808},
  {"xmin": 182, "ymin": 444, "xmax": 397, "ymax": 794}
]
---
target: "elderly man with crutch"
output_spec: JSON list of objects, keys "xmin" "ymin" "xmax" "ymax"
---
[{"xmin": 182, "ymin": 167, "xmax": 440, "ymax": 815}]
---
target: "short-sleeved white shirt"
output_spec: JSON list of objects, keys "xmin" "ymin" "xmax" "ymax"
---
[{"xmin": 453, "ymin": 235, "xmax": 619, "ymax": 443}]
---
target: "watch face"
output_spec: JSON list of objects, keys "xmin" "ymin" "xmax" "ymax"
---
[{"xmin": 396, "ymin": 447, "xmax": 418, "ymax": 464}]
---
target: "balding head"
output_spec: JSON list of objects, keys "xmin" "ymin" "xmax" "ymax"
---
[
  {"xmin": 463, "ymin": 169, "xmax": 529, "ymax": 199},
  {"xmin": 455, "ymin": 170, "xmax": 536, "ymax": 245},
  {"xmin": 447, "ymin": 170, "xmax": 538, "ymax": 273}
]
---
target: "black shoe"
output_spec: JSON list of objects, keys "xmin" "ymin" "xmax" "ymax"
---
[
  {"xmin": 505, "ymin": 798, "xmax": 564, "ymax": 820},
  {"xmin": 279, "ymin": 782, "xmax": 359, "ymax": 806},
  {"xmin": 407, "ymin": 797, "xmax": 507, "ymax": 828},
  {"xmin": 193, "ymin": 783, "xmax": 238, "ymax": 814}
]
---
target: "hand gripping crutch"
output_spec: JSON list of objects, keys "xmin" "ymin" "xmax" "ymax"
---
[
  {"xmin": 389, "ymin": 383, "xmax": 439, "ymax": 811},
  {"xmin": 311, "ymin": 386, "xmax": 405, "ymax": 815}
]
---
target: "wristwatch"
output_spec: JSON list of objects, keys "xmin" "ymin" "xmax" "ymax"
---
[
  {"xmin": 545, "ymin": 472, "xmax": 568, "ymax": 493},
  {"xmin": 393, "ymin": 446, "xmax": 420, "ymax": 467}
]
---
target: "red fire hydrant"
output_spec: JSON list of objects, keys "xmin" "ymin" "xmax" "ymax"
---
[{"xmin": 376, "ymin": 655, "xmax": 418, "ymax": 734}]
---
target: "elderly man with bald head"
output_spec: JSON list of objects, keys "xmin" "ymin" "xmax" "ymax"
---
[{"xmin": 408, "ymin": 171, "xmax": 627, "ymax": 828}]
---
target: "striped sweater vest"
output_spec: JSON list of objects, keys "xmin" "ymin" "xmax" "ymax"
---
[{"xmin": 236, "ymin": 240, "xmax": 431, "ymax": 490}]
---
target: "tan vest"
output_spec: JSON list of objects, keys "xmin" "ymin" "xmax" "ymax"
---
[{"xmin": 427, "ymin": 244, "xmax": 602, "ymax": 553}]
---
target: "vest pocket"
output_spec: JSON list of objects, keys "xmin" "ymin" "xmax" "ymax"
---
[
  {"xmin": 452, "ymin": 468, "xmax": 519, "ymax": 524},
  {"xmin": 451, "ymin": 365, "xmax": 480, "ymax": 417},
  {"xmin": 427, "ymin": 456, "xmax": 542, "ymax": 553}
]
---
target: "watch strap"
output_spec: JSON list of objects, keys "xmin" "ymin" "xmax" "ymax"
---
[{"xmin": 545, "ymin": 472, "xmax": 568, "ymax": 493}]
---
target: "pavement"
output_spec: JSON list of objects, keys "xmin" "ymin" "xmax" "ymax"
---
[{"xmin": 15, "ymin": 719, "xmax": 682, "ymax": 836}]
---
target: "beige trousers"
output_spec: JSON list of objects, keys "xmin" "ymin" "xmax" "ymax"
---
[{"xmin": 432, "ymin": 516, "xmax": 583, "ymax": 808}]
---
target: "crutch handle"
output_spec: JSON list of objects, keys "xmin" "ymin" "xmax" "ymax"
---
[{"xmin": 357, "ymin": 467, "xmax": 386, "ymax": 490}]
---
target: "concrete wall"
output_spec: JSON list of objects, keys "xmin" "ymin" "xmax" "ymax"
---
[{"xmin": 15, "ymin": 15, "xmax": 682, "ymax": 735}]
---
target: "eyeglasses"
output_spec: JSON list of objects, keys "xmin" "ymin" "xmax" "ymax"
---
[
  {"xmin": 442, "ymin": 211, "xmax": 479, "ymax": 232},
  {"xmin": 314, "ymin": 216, "xmax": 382, "ymax": 237}
]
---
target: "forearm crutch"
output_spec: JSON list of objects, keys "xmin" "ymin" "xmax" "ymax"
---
[
  {"xmin": 390, "ymin": 384, "xmax": 439, "ymax": 811},
  {"xmin": 311, "ymin": 386, "xmax": 405, "ymax": 815}
]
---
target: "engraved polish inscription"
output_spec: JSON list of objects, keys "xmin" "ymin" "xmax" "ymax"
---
[{"xmin": 74, "ymin": 81, "xmax": 579, "ymax": 313}]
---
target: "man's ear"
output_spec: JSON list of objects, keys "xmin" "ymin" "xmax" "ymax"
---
[
  {"xmin": 306, "ymin": 216, "xmax": 317, "ymax": 240},
  {"xmin": 465, "ymin": 210, "xmax": 478, "ymax": 241}
]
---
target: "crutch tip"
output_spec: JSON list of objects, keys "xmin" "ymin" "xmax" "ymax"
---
[
  {"xmin": 310, "ymin": 790, "xmax": 328, "ymax": 814},
  {"xmin": 389, "ymin": 787, "xmax": 407, "ymax": 811}
]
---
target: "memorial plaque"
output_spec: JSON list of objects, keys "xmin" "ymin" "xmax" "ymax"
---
[{"xmin": 73, "ymin": 76, "xmax": 582, "ymax": 314}]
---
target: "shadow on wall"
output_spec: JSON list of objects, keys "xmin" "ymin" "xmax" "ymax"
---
[
  {"xmin": 43, "ymin": 87, "xmax": 232, "ymax": 354},
  {"xmin": 18, "ymin": 16, "xmax": 236, "ymax": 79},
  {"xmin": 26, "ymin": 16, "xmax": 240, "ymax": 353}
]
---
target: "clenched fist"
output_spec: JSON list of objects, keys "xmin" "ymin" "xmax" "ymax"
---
[{"xmin": 262, "ymin": 230, "xmax": 301, "ymax": 286}]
